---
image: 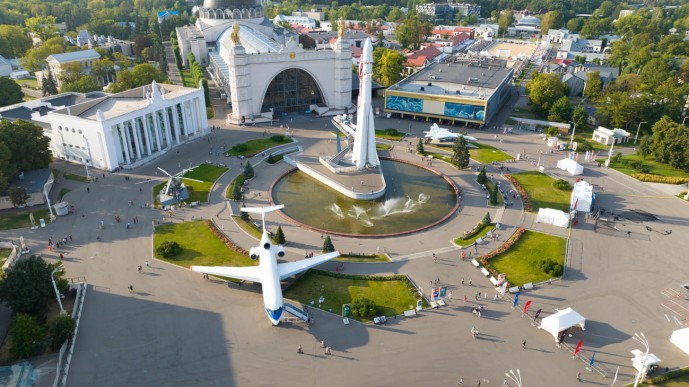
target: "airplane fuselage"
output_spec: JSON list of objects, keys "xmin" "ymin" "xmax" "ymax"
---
[{"xmin": 260, "ymin": 245, "xmax": 284, "ymax": 325}]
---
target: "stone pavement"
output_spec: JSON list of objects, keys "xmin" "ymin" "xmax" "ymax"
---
[{"xmin": 2, "ymin": 105, "xmax": 689, "ymax": 386}]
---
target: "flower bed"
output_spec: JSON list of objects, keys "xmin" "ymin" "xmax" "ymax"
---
[
  {"xmin": 478, "ymin": 227, "xmax": 526, "ymax": 278},
  {"xmin": 504, "ymin": 174, "xmax": 533, "ymax": 212},
  {"xmin": 205, "ymin": 220, "xmax": 249, "ymax": 256}
]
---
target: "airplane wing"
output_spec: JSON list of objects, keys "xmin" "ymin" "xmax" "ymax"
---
[
  {"xmin": 277, "ymin": 251, "xmax": 340, "ymax": 280},
  {"xmin": 190, "ymin": 265, "xmax": 263, "ymax": 283}
]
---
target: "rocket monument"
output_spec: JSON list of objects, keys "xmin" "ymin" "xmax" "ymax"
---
[{"xmin": 351, "ymin": 38, "xmax": 379, "ymax": 170}]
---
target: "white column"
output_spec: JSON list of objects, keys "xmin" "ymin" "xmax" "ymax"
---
[
  {"xmin": 130, "ymin": 119, "xmax": 143, "ymax": 158},
  {"xmin": 191, "ymin": 98, "xmax": 200, "ymax": 134},
  {"xmin": 180, "ymin": 101, "xmax": 190, "ymax": 136},
  {"xmin": 121, "ymin": 124, "xmax": 132, "ymax": 163},
  {"xmin": 172, "ymin": 104, "xmax": 182, "ymax": 143},
  {"xmin": 154, "ymin": 110, "xmax": 166, "ymax": 149},
  {"xmin": 150, "ymin": 113, "xmax": 162, "ymax": 151},
  {"xmin": 141, "ymin": 117, "xmax": 152, "ymax": 155},
  {"xmin": 163, "ymin": 109, "xmax": 172, "ymax": 147}
]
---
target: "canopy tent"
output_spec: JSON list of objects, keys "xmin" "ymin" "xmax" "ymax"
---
[
  {"xmin": 670, "ymin": 327, "xmax": 689, "ymax": 356},
  {"xmin": 631, "ymin": 349, "xmax": 661, "ymax": 372},
  {"xmin": 556, "ymin": 158, "xmax": 584, "ymax": 176},
  {"xmin": 571, "ymin": 181, "xmax": 594, "ymax": 212},
  {"xmin": 538, "ymin": 307, "xmax": 586, "ymax": 341},
  {"xmin": 536, "ymin": 208, "xmax": 570, "ymax": 228}
]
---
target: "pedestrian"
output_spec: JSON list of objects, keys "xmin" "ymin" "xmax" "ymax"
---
[
  {"xmin": 449, "ymin": 291, "xmax": 452, "ymax": 300},
  {"xmin": 503, "ymin": 379, "xmax": 508, "ymax": 387},
  {"xmin": 458, "ymin": 377, "xmax": 463, "ymax": 386},
  {"xmin": 325, "ymin": 346, "xmax": 331, "ymax": 355},
  {"xmin": 138, "ymin": 265, "xmax": 142, "ymax": 273},
  {"xmin": 297, "ymin": 345, "xmax": 303, "ymax": 354},
  {"xmin": 461, "ymin": 278, "xmax": 465, "ymax": 285},
  {"xmin": 477, "ymin": 380, "xmax": 480, "ymax": 386},
  {"xmin": 475, "ymin": 291, "xmax": 478, "ymax": 300},
  {"xmin": 87, "ymin": 187, "xmax": 90, "ymax": 193},
  {"xmin": 522, "ymin": 339, "xmax": 526, "ymax": 349},
  {"xmin": 128, "ymin": 285, "xmax": 134, "ymax": 293},
  {"xmin": 463, "ymin": 295, "xmax": 467, "ymax": 303},
  {"xmin": 59, "ymin": 253, "xmax": 63, "ymax": 260},
  {"xmin": 69, "ymin": 234, "xmax": 72, "ymax": 241},
  {"xmin": 576, "ymin": 371, "xmax": 581, "ymax": 382},
  {"xmin": 469, "ymin": 278, "xmax": 472, "ymax": 285},
  {"xmin": 320, "ymin": 340, "xmax": 326, "ymax": 348},
  {"xmin": 146, "ymin": 260, "xmax": 149, "ymax": 267},
  {"xmin": 48, "ymin": 244, "xmax": 53, "ymax": 252}
]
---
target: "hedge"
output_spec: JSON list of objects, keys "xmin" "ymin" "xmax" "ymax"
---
[{"xmin": 631, "ymin": 173, "xmax": 689, "ymax": 184}]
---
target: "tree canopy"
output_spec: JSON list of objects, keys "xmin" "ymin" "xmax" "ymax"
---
[
  {"xmin": 525, "ymin": 73, "xmax": 569, "ymax": 117},
  {"xmin": 0, "ymin": 25, "xmax": 32, "ymax": 58},
  {"xmin": 0, "ymin": 256, "xmax": 56, "ymax": 315},
  {"xmin": 396, "ymin": 14, "xmax": 431, "ymax": 50},
  {"xmin": 451, "ymin": 136, "xmax": 470, "ymax": 169},
  {"xmin": 0, "ymin": 120, "xmax": 52, "ymax": 181},
  {"xmin": 0, "ymin": 77, "xmax": 24, "ymax": 107},
  {"xmin": 372, "ymin": 47, "xmax": 405, "ymax": 87}
]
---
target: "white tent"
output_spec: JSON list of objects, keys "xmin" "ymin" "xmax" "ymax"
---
[
  {"xmin": 571, "ymin": 181, "xmax": 594, "ymax": 212},
  {"xmin": 536, "ymin": 208, "xmax": 570, "ymax": 228},
  {"xmin": 670, "ymin": 327, "xmax": 689, "ymax": 356},
  {"xmin": 538, "ymin": 307, "xmax": 586, "ymax": 341},
  {"xmin": 556, "ymin": 158, "xmax": 584, "ymax": 176}
]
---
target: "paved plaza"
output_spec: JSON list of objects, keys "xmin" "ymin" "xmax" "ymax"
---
[{"xmin": 3, "ymin": 102, "xmax": 689, "ymax": 386}]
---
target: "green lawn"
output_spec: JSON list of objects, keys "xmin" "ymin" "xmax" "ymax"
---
[
  {"xmin": 510, "ymin": 171, "xmax": 571, "ymax": 212},
  {"xmin": 183, "ymin": 163, "xmax": 228, "ymax": 182},
  {"xmin": 602, "ymin": 154, "xmax": 689, "ymax": 179},
  {"xmin": 454, "ymin": 224, "xmax": 496, "ymax": 247},
  {"xmin": 487, "ymin": 230, "xmax": 566, "ymax": 286},
  {"xmin": 470, "ymin": 143, "xmax": 513, "ymax": 164},
  {"xmin": 644, "ymin": 375, "xmax": 689, "ymax": 386},
  {"xmin": 376, "ymin": 143, "xmax": 392, "ymax": 151},
  {"xmin": 153, "ymin": 179, "xmax": 214, "ymax": 206},
  {"xmin": 64, "ymin": 172, "xmax": 90, "ymax": 182},
  {"xmin": 153, "ymin": 221, "xmax": 256, "ymax": 268},
  {"xmin": 267, "ymin": 150, "xmax": 298, "ymax": 164},
  {"xmin": 374, "ymin": 129, "xmax": 405, "ymax": 140},
  {"xmin": 426, "ymin": 151, "xmax": 452, "ymax": 164},
  {"xmin": 284, "ymin": 270, "xmax": 423, "ymax": 320},
  {"xmin": 15, "ymin": 78, "xmax": 39, "ymax": 89},
  {"xmin": 226, "ymin": 136, "xmax": 294, "ymax": 157},
  {"xmin": 180, "ymin": 70, "xmax": 195, "ymax": 88},
  {"xmin": 335, "ymin": 253, "xmax": 390, "ymax": 262},
  {"xmin": 58, "ymin": 188, "xmax": 71, "ymax": 201},
  {"xmin": 0, "ymin": 208, "xmax": 51, "ymax": 230}
]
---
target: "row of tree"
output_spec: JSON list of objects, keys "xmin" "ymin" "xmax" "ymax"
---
[
  {"xmin": 0, "ymin": 120, "xmax": 52, "ymax": 194},
  {"xmin": 187, "ymin": 53, "xmax": 210, "ymax": 107},
  {"xmin": 637, "ymin": 116, "xmax": 689, "ymax": 172}
]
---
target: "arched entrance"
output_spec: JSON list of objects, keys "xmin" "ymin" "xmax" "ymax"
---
[{"xmin": 261, "ymin": 68, "xmax": 325, "ymax": 115}]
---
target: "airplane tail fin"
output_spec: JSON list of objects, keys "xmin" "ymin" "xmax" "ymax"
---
[{"xmin": 240, "ymin": 205, "xmax": 285, "ymax": 233}]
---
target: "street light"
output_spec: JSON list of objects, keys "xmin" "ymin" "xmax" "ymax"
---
[
  {"xmin": 632, "ymin": 332, "xmax": 650, "ymax": 387},
  {"xmin": 51, "ymin": 265, "xmax": 66, "ymax": 315},
  {"xmin": 82, "ymin": 135, "xmax": 92, "ymax": 180},
  {"xmin": 634, "ymin": 121, "xmax": 647, "ymax": 145},
  {"xmin": 569, "ymin": 120, "xmax": 577, "ymax": 149},
  {"xmin": 506, "ymin": 369, "xmax": 522, "ymax": 387},
  {"xmin": 44, "ymin": 177, "xmax": 54, "ymax": 219}
]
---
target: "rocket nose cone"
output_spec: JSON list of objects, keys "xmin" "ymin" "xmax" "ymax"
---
[{"xmin": 363, "ymin": 38, "xmax": 373, "ymax": 58}]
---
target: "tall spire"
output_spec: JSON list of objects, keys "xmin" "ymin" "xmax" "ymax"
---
[{"xmin": 351, "ymin": 38, "xmax": 379, "ymax": 170}]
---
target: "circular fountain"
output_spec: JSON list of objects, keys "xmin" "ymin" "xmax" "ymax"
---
[{"xmin": 271, "ymin": 159, "xmax": 458, "ymax": 237}]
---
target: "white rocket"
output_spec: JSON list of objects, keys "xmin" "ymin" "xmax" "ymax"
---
[{"xmin": 351, "ymin": 38, "xmax": 379, "ymax": 170}]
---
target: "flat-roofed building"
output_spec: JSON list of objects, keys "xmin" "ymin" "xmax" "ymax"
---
[{"xmin": 384, "ymin": 59, "xmax": 513, "ymax": 126}]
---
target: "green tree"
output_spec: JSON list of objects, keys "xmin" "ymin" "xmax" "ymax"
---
[
  {"xmin": 9, "ymin": 314, "xmax": 46, "ymax": 360},
  {"xmin": 243, "ymin": 161, "xmax": 254, "ymax": 179},
  {"xmin": 0, "ymin": 143, "xmax": 12, "ymax": 194},
  {"xmin": 637, "ymin": 135, "xmax": 652, "ymax": 159},
  {"xmin": 572, "ymin": 105, "xmax": 588, "ymax": 129},
  {"xmin": 61, "ymin": 76, "xmax": 102, "ymax": 93},
  {"xmin": 372, "ymin": 48, "xmax": 405, "ymax": 87},
  {"xmin": 387, "ymin": 7, "xmax": 404, "ymax": 22},
  {"xmin": 322, "ymin": 235, "xmax": 335, "ymax": 253},
  {"xmin": 156, "ymin": 241, "xmax": 181, "ymax": 258},
  {"xmin": 488, "ymin": 183, "xmax": 498, "ymax": 205},
  {"xmin": 482, "ymin": 212, "xmax": 491, "ymax": 225},
  {"xmin": 548, "ymin": 96, "xmax": 573, "ymax": 122},
  {"xmin": 451, "ymin": 136, "xmax": 470, "ymax": 169},
  {"xmin": 540, "ymin": 11, "xmax": 564, "ymax": 34},
  {"xmin": 91, "ymin": 58, "xmax": 116, "ymax": 86},
  {"xmin": 351, "ymin": 298, "xmax": 376, "ymax": 319},
  {"xmin": 396, "ymin": 14, "xmax": 431, "ymax": 50},
  {"xmin": 498, "ymin": 11, "xmax": 514, "ymax": 37},
  {"xmin": 274, "ymin": 226, "xmax": 286, "ymax": 245},
  {"xmin": 240, "ymin": 211, "xmax": 250, "ymax": 222},
  {"xmin": 650, "ymin": 116, "xmax": 689, "ymax": 171},
  {"xmin": 20, "ymin": 37, "xmax": 70, "ymax": 72},
  {"xmin": 525, "ymin": 73, "xmax": 569, "ymax": 116},
  {"xmin": 25, "ymin": 15, "xmax": 58, "ymax": 42},
  {"xmin": 0, "ymin": 120, "xmax": 52, "ymax": 173},
  {"xmin": 42, "ymin": 71, "xmax": 59, "ymax": 96},
  {"xmin": 416, "ymin": 138, "xmax": 425, "ymax": 155},
  {"xmin": 477, "ymin": 166, "xmax": 487, "ymax": 184},
  {"xmin": 567, "ymin": 18, "xmax": 585, "ymax": 33},
  {"xmin": 583, "ymin": 72, "xmax": 602, "ymax": 100},
  {"xmin": 8, "ymin": 187, "xmax": 29, "ymax": 207},
  {"xmin": 0, "ymin": 25, "xmax": 33, "ymax": 58},
  {"xmin": 231, "ymin": 184, "xmax": 243, "ymax": 201},
  {"xmin": 0, "ymin": 78, "xmax": 24, "ymax": 107},
  {"xmin": 49, "ymin": 315, "xmax": 76, "ymax": 351},
  {"xmin": 131, "ymin": 63, "xmax": 166, "ymax": 86},
  {"xmin": 0, "ymin": 256, "xmax": 55, "ymax": 315}
]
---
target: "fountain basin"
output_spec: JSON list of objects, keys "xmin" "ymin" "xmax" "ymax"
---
[{"xmin": 270, "ymin": 159, "xmax": 459, "ymax": 237}]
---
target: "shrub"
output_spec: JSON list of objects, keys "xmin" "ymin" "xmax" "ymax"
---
[
  {"xmin": 578, "ymin": 141, "xmax": 593, "ymax": 152},
  {"xmin": 230, "ymin": 184, "xmax": 242, "ymax": 201},
  {"xmin": 545, "ymin": 127, "xmax": 559, "ymax": 136},
  {"xmin": 553, "ymin": 179, "xmax": 572, "ymax": 191},
  {"xmin": 351, "ymin": 298, "xmax": 377, "ymax": 319},
  {"xmin": 267, "ymin": 154, "xmax": 275, "ymax": 163},
  {"xmin": 231, "ymin": 143, "xmax": 248, "ymax": 153},
  {"xmin": 612, "ymin": 152, "xmax": 623, "ymax": 163},
  {"xmin": 240, "ymin": 211, "xmax": 250, "ymax": 222},
  {"xmin": 49, "ymin": 315, "xmax": 76, "ymax": 351},
  {"xmin": 10, "ymin": 314, "xmax": 45, "ymax": 360},
  {"xmin": 538, "ymin": 258, "xmax": 563, "ymax": 276},
  {"xmin": 322, "ymin": 235, "xmax": 335, "ymax": 253},
  {"xmin": 416, "ymin": 138, "xmax": 425, "ymax": 155},
  {"xmin": 156, "ymin": 241, "xmax": 181, "ymax": 258},
  {"xmin": 477, "ymin": 167, "xmax": 487, "ymax": 185},
  {"xmin": 482, "ymin": 212, "xmax": 491, "ymax": 225},
  {"xmin": 206, "ymin": 106, "xmax": 214, "ymax": 119},
  {"xmin": 270, "ymin": 134, "xmax": 286, "ymax": 142},
  {"xmin": 243, "ymin": 161, "xmax": 254, "ymax": 179},
  {"xmin": 384, "ymin": 128, "xmax": 400, "ymax": 136}
]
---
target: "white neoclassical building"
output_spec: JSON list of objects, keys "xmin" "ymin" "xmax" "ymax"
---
[{"xmin": 46, "ymin": 81, "xmax": 208, "ymax": 171}]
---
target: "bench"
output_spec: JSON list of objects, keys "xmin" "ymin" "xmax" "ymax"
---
[
  {"xmin": 523, "ymin": 282, "xmax": 534, "ymax": 290},
  {"xmin": 489, "ymin": 276, "xmax": 500, "ymax": 286},
  {"xmin": 471, "ymin": 259, "xmax": 480, "ymax": 267},
  {"xmin": 373, "ymin": 316, "xmax": 386, "ymax": 324},
  {"xmin": 437, "ymin": 299, "xmax": 446, "ymax": 307},
  {"xmin": 404, "ymin": 309, "xmax": 417, "ymax": 317},
  {"xmin": 509, "ymin": 286, "xmax": 520, "ymax": 293},
  {"xmin": 480, "ymin": 267, "xmax": 490, "ymax": 277},
  {"xmin": 342, "ymin": 318, "xmax": 350, "ymax": 325},
  {"xmin": 430, "ymin": 301, "xmax": 438, "ymax": 309}
]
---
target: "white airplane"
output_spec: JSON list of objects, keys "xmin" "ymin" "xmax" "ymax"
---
[
  {"xmin": 190, "ymin": 205, "xmax": 340, "ymax": 325},
  {"xmin": 424, "ymin": 123, "xmax": 478, "ymax": 142}
]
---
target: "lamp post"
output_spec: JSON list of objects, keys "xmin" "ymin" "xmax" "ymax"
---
[
  {"xmin": 506, "ymin": 369, "xmax": 522, "ymax": 387},
  {"xmin": 82, "ymin": 135, "xmax": 92, "ymax": 180},
  {"xmin": 44, "ymin": 178, "xmax": 54, "ymax": 219},
  {"xmin": 569, "ymin": 121, "xmax": 577, "ymax": 149},
  {"xmin": 634, "ymin": 122, "xmax": 647, "ymax": 145},
  {"xmin": 632, "ymin": 332, "xmax": 650, "ymax": 387},
  {"xmin": 51, "ymin": 265, "xmax": 66, "ymax": 315}
]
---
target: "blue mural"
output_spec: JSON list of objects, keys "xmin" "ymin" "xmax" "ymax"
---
[
  {"xmin": 444, "ymin": 102, "xmax": 484, "ymax": 121},
  {"xmin": 386, "ymin": 95, "xmax": 423, "ymax": 113}
]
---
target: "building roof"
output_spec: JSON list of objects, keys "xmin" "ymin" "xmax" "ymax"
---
[
  {"xmin": 406, "ymin": 45, "xmax": 441, "ymax": 67},
  {"xmin": 46, "ymin": 49, "xmax": 101, "ymax": 65},
  {"xmin": 389, "ymin": 60, "xmax": 512, "ymax": 100},
  {"xmin": 0, "ymin": 55, "xmax": 10, "ymax": 66},
  {"xmin": 11, "ymin": 168, "xmax": 52, "ymax": 194},
  {"xmin": 303, "ymin": 30, "xmax": 371, "ymax": 43},
  {"xmin": 158, "ymin": 10, "xmax": 180, "ymax": 17}
]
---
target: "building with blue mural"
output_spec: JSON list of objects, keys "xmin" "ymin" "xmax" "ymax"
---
[{"xmin": 384, "ymin": 59, "xmax": 513, "ymax": 127}]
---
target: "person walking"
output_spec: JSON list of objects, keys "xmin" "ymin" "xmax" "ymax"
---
[
  {"xmin": 87, "ymin": 187, "xmax": 90, "ymax": 193},
  {"xmin": 59, "ymin": 253, "xmax": 63, "ymax": 260},
  {"xmin": 325, "ymin": 346, "xmax": 331, "ymax": 355},
  {"xmin": 463, "ymin": 295, "xmax": 467, "ymax": 303},
  {"xmin": 449, "ymin": 291, "xmax": 452, "ymax": 300},
  {"xmin": 458, "ymin": 377, "xmax": 463, "ymax": 386},
  {"xmin": 522, "ymin": 339, "xmax": 527, "ymax": 349},
  {"xmin": 146, "ymin": 261, "xmax": 149, "ymax": 268},
  {"xmin": 128, "ymin": 285, "xmax": 134, "ymax": 293},
  {"xmin": 138, "ymin": 265, "xmax": 142, "ymax": 273},
  {"xmin": 469, "ymin": 278, "xmax": 472, "ymax": 285},
  {"xmin": 320, "ymin": 340, "xmax": 326, "ymax": 348},
  {"xmin": 297, "ymin": 345, "xmax": 303, "ymax": 354},
  {"xmin": 69, "ymin": 234, "xmax": 72, "ymax": 241},
  {"xmin": 576, "ymin": 371, "xmax": 581, "ymax": 382}
]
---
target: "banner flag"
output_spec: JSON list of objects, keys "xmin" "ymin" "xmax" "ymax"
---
[
  {"xmin": 574, "ymin": 340, "xmax": 583, "ymax": 356},
  {"xmin": 589, "ymin": 352, "xmax": 596, "ymax": 368},
  {"xmin": 534, "ymin": 308, "xmax": 542, "ymax": 320},
  {"xmin": 513, "ymin": 292, "xmax": 520, "ymax": 308},
  {"xmin": 523, "ymin": 300, "xmax": 532, "ymax": 314}
]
